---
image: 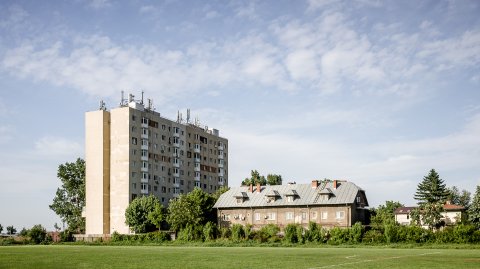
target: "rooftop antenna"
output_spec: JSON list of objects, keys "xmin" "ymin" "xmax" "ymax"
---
[
  {"xmin": 99, "ymin": 100, "xmax": 106, "ymax": 111},
  {"xmin": 147, "ymin": 98, "xmax": 152, "ymax": 110},
  {"xmin": 141, "ymin": 91, "xmax": 144, "ymax": 105},
  {"xmin": 120, "ymin": 90, "xmax": 128, "ymax": 106},
  {"xmin": 186, "ymin": 109, "xmax": 191, "ymax": 123},
  {"xmin": 129, "ymin": 93, "xmax": 134, "ymax": 103},
  {"xmin": 177, "ymin": 110, "xmax": 180, "ymax": 123}
]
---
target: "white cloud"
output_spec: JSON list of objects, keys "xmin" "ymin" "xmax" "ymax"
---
[
  {"xmin": 234, "ymin": 2, "xmax": 257, "ymax": 20},
  {"xmin": 34, "ymin": 136, "xmax": 82, "ymax": 158}
]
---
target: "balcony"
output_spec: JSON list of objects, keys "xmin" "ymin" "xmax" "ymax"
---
[
  {"xmin": 218, "ymin": 181, "xmax": 224, "ymax": 186},
  {"xmin": 194, "ymin": 158, "xmax": 200, "ymax": 163},
  {"xmin": 173, "ymin": 162, "xmax": 180, "ymax": 168},
  {"xmin": 141, "ymin": 144, "xmax": 148, "ymax": 150},
  {"xmin": 140, "ymin": 189, "xmax": 148, "ymax": 194},
  {"xmin": 194, "ymin": 175, "xmax": 200, "ymax": 181},
  {"xmin": 173, "ymin": 178, "xmax": 180, "ymax": 187},
  {"xmin": 218, "ymin": 163, "xmax": 223, "ymax": 168},
  {"xmin": 141, "ymin": 167, "xmax": 148, "ymax": 172},
  {"xmin": 173, "ymin": 142, "xmax": 180, "ymax": 148},
  {"xmin": 194, "ymin": 147, "xmax": 200, "ymax": 153},
  {"xmin": 141, "ymin": 155, "xmax": 148, "ymax": 161},
  {"xmin": 141, "ymin": 123, "xmax": 148, "ymax": 128},
  {"xmin": 218, "ymin": 171, "xmax": 224, "ymax": 177},
  {"xmin": 218, "ymin": 154, "xmax": 224, "ymax": 159},
  {"xmin": 173, "ymin": 132, "xmax": 180, "ymax": 137},
  {"xmin": 141, "ymin": 177, "xmax": 148, "ymax": 183},
  {"xmin": 194, "ymin": 166, "xmax": 200, "ymax": 172},
  {"xmin": 218, "ymin": 145, "xmax": 224, "ymax": 151},
  {"xmin": 173, "ymin": 172, "xmax": 180, "ymax": 177}
]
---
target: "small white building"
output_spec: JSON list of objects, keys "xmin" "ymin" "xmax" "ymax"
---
[{"xmin": 394, "ymin": 202, "xmax": 466, "ymax": 228}]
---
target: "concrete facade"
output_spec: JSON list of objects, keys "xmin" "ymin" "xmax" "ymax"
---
[{"xmin": 85, "ymin": 97, "xmax": 228, "ymax": 235}]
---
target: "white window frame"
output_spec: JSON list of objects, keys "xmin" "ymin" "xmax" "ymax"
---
[
  {"xmin": 311, "ymin": 211, "xmax": 317, "ymax": 219},
  {"xmin": 286, "ymin": 212, "xmax": 294, "ymax": 220},
  {"xmin": 321, "ymin": 211, "xmax": 328, "ymax": 220},
  {"xmin": 267, "ymin": 212, "xmax": 276, "ymax": 220},
  {"xmin": 336, "ymin": 211, "xmax": 345, "ymax": 219}
]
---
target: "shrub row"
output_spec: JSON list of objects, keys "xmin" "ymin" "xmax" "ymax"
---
[{"xmin": 111, "ymin": 231, "xmax": 171, "ymax": 243}]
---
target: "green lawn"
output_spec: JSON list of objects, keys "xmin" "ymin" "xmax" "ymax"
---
[{"xmin": 0, "ymin": 245, "xmax": 479, "ymax": 269}]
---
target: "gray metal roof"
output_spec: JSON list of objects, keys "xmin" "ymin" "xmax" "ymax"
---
[{"xmin": 214, "ymin": 181, "xmax": 367, "ymax": 208}]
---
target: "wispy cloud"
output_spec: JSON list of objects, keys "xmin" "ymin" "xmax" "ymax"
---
[{"xmin": 34, "ymin": 136, "xmax": 82, "ymax": 158}]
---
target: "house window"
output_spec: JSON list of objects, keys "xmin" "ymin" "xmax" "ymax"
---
[
  {"xmin": 222, "ymin": 214, "xmax": 230, "ymax": 221},
  {"xmin": 132, "ymin": 137, "xmax": 137, "ymax": 145},
  {"xmin": 287, "ymin": 196, "xmax": 294, "ymax": 202},
  {"xmin": 311, "ymin": 211, "xmax": 317, "ymax": 219},
  {"xmin": 336, "ymin": 211, "xmax": 345, "ymax": 219},
  {"xmin": 267, "ymin": 212, "xmax": 276, "ymax": 220},
  {"xmin": 255, "ymin": 213, "xmax": 260, "ymax": 221},
  {"xmin": 302, "ymin": 212, "xmax": 307, "ymax": 220},
  {"xmin": 321, "ymin": 212, "xmax": 328, "ymax": 220},
  {"xmin": 356, "ymin": 196, "xmax": 361, "ymax": 203},
  {"xmin": 286, "ymin": 212, "xmax": 294, "ymax": 220}
]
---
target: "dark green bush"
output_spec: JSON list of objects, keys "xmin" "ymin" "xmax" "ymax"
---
[
  {"xmin": 349, "ymin": 222, "xmax": 364, "ymax": 243},
  {"xmin": 284, "ymin": 224, "xmax": 300, "ymax": 243},
  {"xmin": 203, "ymin": 222, "xmax": 218, "ymax": 241},
  {"xmin": 178, "ymin": 224, "xmax": 203, "ymax": 241},
  {"xmin": 28, "ymin": 224, "xmax": 47, "ymax": 244},
  {"xmin": 231, "ymin": 224, "xmax": 245, "ymax": 241},
  {"xmin": 362, "ymin": 229, "xmax": 385, "ymax": 243},
  {"xmin": 329, "ymin": 227, "xmax": 350, "ymax": 244},
  {"xmin": 220, "ymin": 227, "xmax": 231, "ymax": 239}
]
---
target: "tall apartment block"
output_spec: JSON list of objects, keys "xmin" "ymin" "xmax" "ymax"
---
[{"xmin": 85, "ymin": 95, "xmax": 228, "ymax": 235}]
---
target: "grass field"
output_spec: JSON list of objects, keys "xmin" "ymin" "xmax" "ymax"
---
[{"xmin": 0, "ymin": 245, "xmax": 479, "ymax": 269}]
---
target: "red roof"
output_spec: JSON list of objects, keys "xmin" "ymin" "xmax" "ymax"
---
[{"xmin": 443, "ymin": 204, "xmax": 465, "ymax": 211}]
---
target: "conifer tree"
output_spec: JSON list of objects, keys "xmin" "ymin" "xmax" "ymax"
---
[
  {"xmin": 468, "ymin": 185, "xmax": 480, "ymax": 228},
  {"xmin": 414, "ymin": 169, "xmax": 449, "ymax": 205}
]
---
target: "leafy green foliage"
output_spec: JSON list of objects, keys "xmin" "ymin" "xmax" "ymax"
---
[
  {"xmin": 0, "ymin": 224, "xmax": 2, "ymax": 234},
  {"xmin": 266, "ymin": 174, "xmax": 282, "ymax": 185},
  {"xmin": 125, "ymin": 195, "xmax": 161, "ymax": 233},
  {"xmin": 414, "ymin": 169, "xmax": 449, "ymax": 205},
  {"xmin": 49, "ymin": 158, "xmax": 86, "ymax": 233},
  {"xmin": 147, "ymin": 202, "xmax": 165, "ymax": 231},
  {"xmin": 177, "ymin": 224, "xmax": 204, "ymax": 241},
  {"xmin": 6, "ymin": 225, "xmax": 16, "ymax": 235},
  {"xmin": 447, "ymin": 186, "xmax": 471, "ymax": 208},
  {"xmin": 284, "ymin": 224, "xmax": 303, "ymax": 243},
  {"xmin": 203, "ymin": 222, "xmax": 218, "ymax": 241},
  {"xmin": 28, "ymin": 224, "xmax": 47, "ymax": 244},
  {"xmin": 166, "ymin": 188, "xmax": 216, "ymax": 231},
  {"xmin": 370, "ymin": 200, "xmax": 404, "ymax": 230},
  {"xmin": 110, "ymin": 231, "xmax": 170, "ymax": 243},
  {"xmin": 231, "ymin": 224, "xmax": 245, "ymax": 241},
  {"xmin": 468, "ymin": 185, "xmax": 480, "ymax": 228},
  {"xmin": 420, "ymin": 202, "xmax": 444, "ymax": 230}
]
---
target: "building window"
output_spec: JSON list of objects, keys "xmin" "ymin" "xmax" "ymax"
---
[
  {"xmin": 267, "ymin": 212, "xmax": 276, "ymax": 220},
  {"xmin": 254, "ymin": 213, "xmax": 260, "ymax": 221},
  {"xmin": 223, "ymin": 214, "xmax": 230, "ymax": 221},
  {"xmin": 301, "ymin": 212, "xmax": 307, "ymax": 220},
  {"xmin": 287, "ymin": 196, "xmax": 294, "ymax": 202},
  {"xmin": 311, "ymin": 211, "xmax": 317, "ymax": 219},
  {"xmin": 336, "ymin": 211, "xmax": 345, "ymax": 219},
  {"xmin": 132, "ymin": 183, "xmax": 136, "ymax": 189},
  {"xmin": 321, "ymin": 212, "xmax": 328, "ymax": 220},
  {"xmin": 286, "ymin": 212, "xmax": 294, "ymax": 220},
  {"xmin": 132, "ymin": 137, "xmax": 137, "ymax": 145},
  {"xmin": 356, "ymin": 196, "xmax": 361, "ymax": 203}
]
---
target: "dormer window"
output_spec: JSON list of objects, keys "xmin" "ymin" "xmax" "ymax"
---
[
  {"xmin": 265, "ymin": 190, "xmax": 280, "ymax": 203},
  {"xmin": 285, "ymin": 189, "xmax": 298, "ymax": 202},
  {"xmin": 318, "ymin": 188, "xmax": 333, "ymax": 201},
  {"xmin": 234, "ymin": 192, "xmax": 248, "ymax": 204}
]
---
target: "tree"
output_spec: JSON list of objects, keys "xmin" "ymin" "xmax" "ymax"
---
[
  {"xmin": 211, "ymin": 186, "xmax": 230, "ymax": 201},
  {"xmin": 125, "ymin": 195, "xmax": 160, "ymax": 233},
  {"xmin": 447, "ymin": 186, "xmax": 471, "ymax": 208},
  {"xmin": 0, "ymin": 224, "xmax": 3, "ymax": 234},
  {"xmin": 468, "ymin": 185, "xmax": 480, "ymax": 228},
  {"xmin": 6, "ymin": 225, "xmax": 16, "ymax": 235},
  {"xmin": 420, "ymin": 203, "xmax": 444, "ymax": 230},
  {"xmin": 370, "ymin": 201, "xmax": 404, "ymax": 229},
  {"xmin": 414, "ymin": 169, "xmax": 449, "ymax": 205},
  {"xmin": 267, "ymin": 174, "xmax": 282, "ymax": 185},
  {"xmin": 49, "ymin": 158, "xmax": 86, "ymax": 233},
  {"xmin": 240, "ymin": 170, "xmax": 271, "ymax": 186},
  {"xmin": 147, "ymin": 202, "xmax": 165, "ymax": 231},
  {"xmin": 167, "ymin": 188, "xmax": 215, "ymax": 231},
  {"xmin": 28, "ymin": 224, "xmax": 47, "ymax": 244}
]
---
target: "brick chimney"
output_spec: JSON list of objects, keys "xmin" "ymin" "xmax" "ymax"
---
[
  {"xmin": 256, "ymin": 183, "xmax": 261, "ymax": 193},
  {"xmin": 249, "ymin": 184, "xmax": 253, "ymax": 193},
  {"xmin": 311, "ymin": 180, "xmax": 318, "ymax": 189},
  {"xmin": 333, "ymin": 180, "xmax": 337, "ymax": 189}
]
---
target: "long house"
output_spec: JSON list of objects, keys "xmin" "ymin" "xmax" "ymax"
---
[{"xmin": 214, "ymin": 180, "xmax": 369, "ymax": 229}]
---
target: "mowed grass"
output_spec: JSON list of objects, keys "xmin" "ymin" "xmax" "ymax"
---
[{"xmin": 0, "ymin": 245, "xmax": 479, "ymax": 269}]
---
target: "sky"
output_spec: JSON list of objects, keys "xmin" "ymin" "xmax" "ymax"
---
[{"xmin": 0, "ymin": 0, "xmax": 479, "ymax": 231}]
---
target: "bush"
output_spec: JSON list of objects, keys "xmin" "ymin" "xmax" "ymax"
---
[
  {"xmin": 177, "ymin": 224, "xmax": 203, "ymax": 241},
  {"xmin": 384, "ymin": 224, "xmax": 398, "ymax": 243},
  {"xmin": 28, "ymin": 225, "xmax": 47, "ymax": 244},
  {"xmin": 453, "ymin": 224, "xmax": 477, "ymax": 243},
  {"xmin": 60, "ymin": 229, "xmax": 74, "ymax": 242},
  {"xmin": 231, "ymin": 224, "xmax": 245, "ymax": 242},
  {"xmin": 203, "ymin": 222, "xmax": 218, "ymax": 241},
  {"xmin": 329, "ymin": 227, "xmax": 350, "ymax": 244},
  {"xmin": 220, "ymin": 227, "xmax": 231, "ymax": 239},
  {"xmin": 349, "ymin": 222, "xmax": 364, "ymax": 243},
  {"xmin": 244, "ymin": 224, "xmax": 253, "ymax": 240},
  {"xmin": 260, "ymin": 224, "xmax": 280, "ymax": 238},
  {"xmin": 284, "ymin": 224, "xmax": 299, "ymax": 243},
  {"xmin": 362, "ymin": 229, "xmax": 385, "ymax": 243},
  {"xmin": 110, "ymin": 231, "xmax": 170, "ymax": 243}
]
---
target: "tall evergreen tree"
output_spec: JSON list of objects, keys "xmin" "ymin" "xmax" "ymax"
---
[
  {"xmin": 468, "ymin": 185, "xmax": 480, "ymax": 228},
  {"xmin": 414, "ymin": 169, "xmax": 449, "ymax": 205}
]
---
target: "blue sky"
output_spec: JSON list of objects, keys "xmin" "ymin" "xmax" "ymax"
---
[{"xmin": 0, "ymin": 0, "xmax": 479, "ymax": 231}]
